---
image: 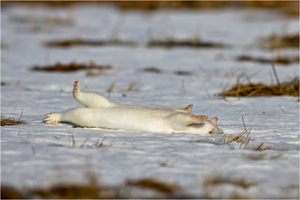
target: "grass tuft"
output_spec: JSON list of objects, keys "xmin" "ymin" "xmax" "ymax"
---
[
  {"xmin": 1, "ymin": 176, "xmax": 181, "ymax": 199},
  {"xmin": 247, "ymin": 153, "xmax": 283, "ymax": 160},
  {"xmin": 1, "ymin": 118, "xmax": 26, "ymax": 126},
  {"xmin": 143, "ymin": 67, "xmax": 162, "ymax": 73},
  {"xmin": 126, "ymin": 178, "xmax": 179, "ymax": 194},
  {"xmin": 174, "ymin": 70, "xmax": 193, "ymax": 76},
  {"xmin": 220, "ymin": 78, "xmax": 299, "ymax": 97},
  {"xmin": 259, "ymin": 34, "xmax": 299, "ymax": 50},
  {"xmin": 237, "ymin": 55, "xmax": 299, "ymax": 65},
  {"xmin": 203, "ymin": 174, "xmax": 257, "ymax": 189}
]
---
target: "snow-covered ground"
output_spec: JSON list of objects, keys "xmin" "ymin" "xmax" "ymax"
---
[{"xmin": 1, "ymin": 5, "xmax": 299, "ymax": 198}]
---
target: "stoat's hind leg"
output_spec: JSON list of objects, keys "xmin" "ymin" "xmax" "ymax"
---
[
  {"xmin": 73, "ymin": 80, "xmax": 114, "ymax": 108},
  {"xmin": 183, "ymin": 104, "xmax": 193, "ymax": 113},
  {"xmin": 44, "ymin": 113, "xmax": 62, "ymax": 124},
  {"xmin": 175, "ymin": 104, "xmax": 193, "ymax": 113}
]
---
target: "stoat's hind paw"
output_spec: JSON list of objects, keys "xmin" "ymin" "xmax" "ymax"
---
[
  {"xmin": 44, "ymin": 113, "xmax": 61, "ymax": 124},
  {"xmin": 183, "ymin": 104, "xmax": 193, "ymax": 113}
]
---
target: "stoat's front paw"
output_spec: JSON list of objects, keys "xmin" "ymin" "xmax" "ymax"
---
[
  {"xmin": 193, "ymin": 115, "xmax": 208, "ymax": 123},
  {"xmin": 43, "ymin": 113, "xmax": 61, "ymax": 124}
]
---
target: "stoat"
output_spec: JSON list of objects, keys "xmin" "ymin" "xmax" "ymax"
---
[{"xmin": 44, "ymin": 80, "xmax": 223, "ymax": 134}]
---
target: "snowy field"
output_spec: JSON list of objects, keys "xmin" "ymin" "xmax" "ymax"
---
[{"xmin": 1, "ymin": 5, "xmax": 299, "ymax": 198}]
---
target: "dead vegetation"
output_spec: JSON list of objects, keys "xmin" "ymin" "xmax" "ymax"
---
[
  {"xmin": 259, "ymin": 34, "xmax": 299, "ymax": 50},
  {"xmin": 1, "ymin": 43, "xmax": 9, "ymax": 49},
  {"xmin": 45, "ymin": 39, "xmax": 137, "ymax": 48},
  {"xmin": 1, "ymin": 118, "xmax": 26, "ymax": 126},
  {"xmin": 1, "ymin": 186, "xmax": 26, "ymax": 199},
  {"xmin": 126, "ymin": 178, "xmax": 180, "ymax": 194},
  {"xmin": 203, "ymin": 174, "xmax": 257, "ymax": 189},
  {"xmin": 220, "ymin": 78, "xmax": 299, "ymax": 97},
  {"xmin": 147, "ymin": 38, "xmax": 229, "ymax": 49},
  {"xmin": 69, "ymin": 135, "xmax": 110, "ymax": 149},
  {"xmin": 237, "ymin": 55, "xmax": 299, "ymax": 65},
  {"xmin": 174, "ymin": 70, "xmax": 193, "ymax": 76},
  {"xmin": 2, "ymin": 175, "xmax": 117, "ymax": 199},
  {"xmin": 142, "ymin": 67, "xmax": 193, "ymax": 76},
  {"xmin": 246, "ymin": 153, "xmax": 283, "ymax": 160},
  {"xmin": 6, "ymin": 1, "xmax": 297, "ymax": 15},
  {"xmin": 1, "ymin": 176, "xmax": 181, "ymax": 199},
  {"xmin": 202, "ymin": 169, "xmax": 257, "ymax": 199},
  {"xmin": 11, "ymin": 15, "xmax": 74, "ymax": 26},
  {"xmin": 224, "ymin": 115, "xmax": 253, "ymax": 150},
  {"xmin": 143, "ymin": 67, "xmax": 162, "ymax": 74},
  {"xmin": 31, "ymin": 62, "xmax": 112, "ymax": 75}
]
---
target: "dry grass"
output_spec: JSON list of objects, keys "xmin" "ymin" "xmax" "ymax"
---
[
  {"xmin": 69, "ymin": 135, "xmax": 110, "ymax": 149},
  {"xmin": 174, "ymin": 70, "xmax": 193, "ymax": 76},
  {"xmin": 224, "ymin": 115, "xmax": 253, "ymax": 150},
  {"xmin": 143, "ymin": 67, "xmax": 193, "ymax": 76},
  {"xmin": 7, "ymin": 1, "xmax": 297, "ymax": 14},
  {"xmin": 247, "ymin": 153, "xmax": 283, "ymax": 160},
  {"xmin": 1, "ymin": 177, "xmax": 181, "ymax": 199},
  {"xmin": 106, "ymin": 81, "xmax": 117, "ymax": 94},
  {"xmin": 255, "ymin": 143, "xmax": 271, "ymax": 151},
  {"xmin": 45, "ymin": 39, "xmax": 137, "ymax": 48},
  {"xmin": 126, "ymin": 178, "xmax": 179, "ymax": 194},
  {"xmin": 223, "ymin": 134, "xmax": 251, "ymax": 145},
  {"xmin": 220, "ymin": 78, "xmax": 299, "ymax": 97},
  {"xmin": 2, "ymin": 1, "xmax": 298, "ymax": 17},
  {"xmin": 11, "ymin": 15, "xmax": 74, "ymax": 26},
  {"xmin": 147, "ymin": 38, "xmax": 229, "ymax": 48},
  {"xmin": 237, "ymin": 55, "xmax": 299, "ymax": 65},
  {"xmin": 203, "ymin": 175, "xmax": 257, "ymax": 189},
  {"xmin": 1, "ymin": 118, "xmax": 25, "ymax": 126},
  {"xmin": 143, "ymin": 67, "xmax": 162, "ymax": 73},
  {"xmin": 30, "ymin": 184, "xmax": 114, "ymax": 199},
  {"xmin": 1, "ymin": 186, "xmax": 26, "ymax": 199},
  {"xmin": 259, "ymin": 34, "xmax": 299, "ymax": 50},
  {"xmin": 32, "ymin": 62, "xmax": 111, "ymax": 73}
]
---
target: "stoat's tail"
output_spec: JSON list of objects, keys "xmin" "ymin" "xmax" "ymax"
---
[{"xmin": 73, "ymin": 80, "xmax": 115, "ymax": 108}]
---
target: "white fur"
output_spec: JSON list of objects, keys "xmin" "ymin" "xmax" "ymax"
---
[{"xmin": 44, "ymin": 81, "xmax": 223, "ymax": 134}]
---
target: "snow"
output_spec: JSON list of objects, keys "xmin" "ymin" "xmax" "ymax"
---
[{"xmin": 1, "ymin": 5, "xmax": 299, "ymax": 198}]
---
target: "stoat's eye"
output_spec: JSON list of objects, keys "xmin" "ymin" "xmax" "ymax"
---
[{"xmin": 209, "ymin": 131, "xmax": 212, "ymax": 134}]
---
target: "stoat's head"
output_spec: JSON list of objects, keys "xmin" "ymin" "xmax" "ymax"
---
[{"xmin": 203, "ymin": 116, "xmax": 223, "ymax": 135}]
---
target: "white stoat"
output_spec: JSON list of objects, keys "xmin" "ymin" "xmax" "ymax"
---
[{"xmin": 44, "ymin": 80, "xmax": 223, "ymax": 134}]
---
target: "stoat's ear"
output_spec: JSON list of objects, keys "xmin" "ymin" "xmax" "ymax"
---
[
  {"xmin": 210, "ymin": 116, "xmax": 218, "ymax": 125},
  {"xmin": 183, "ymin": 104, "xmax": 193, "ymax": 113}
]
